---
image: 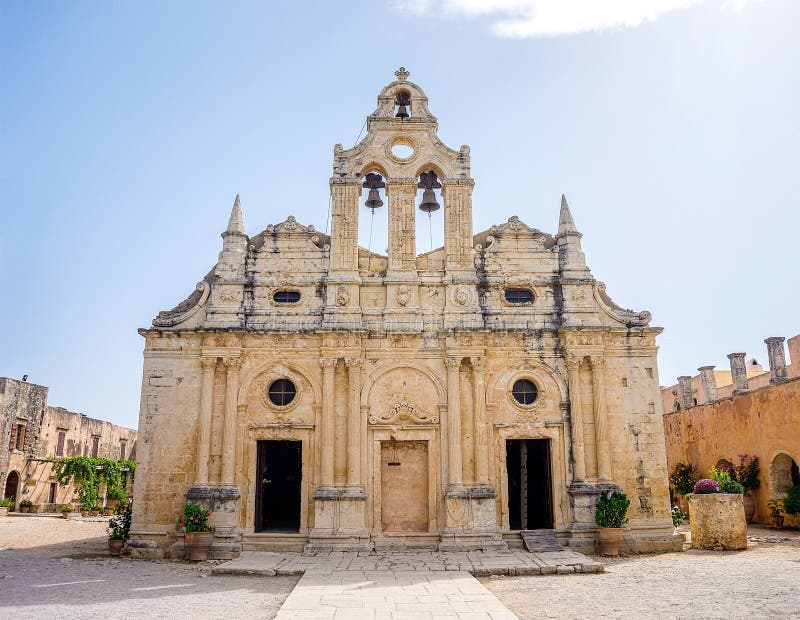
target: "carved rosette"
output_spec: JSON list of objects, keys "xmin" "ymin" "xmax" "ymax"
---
[{"xmin": 369, "ymin": 401, "xmax": 439, "ymax": 425}]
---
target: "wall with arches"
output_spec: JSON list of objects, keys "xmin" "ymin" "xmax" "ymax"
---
[{"xmin": 664, "ymin": 376, "xmax": 800, "ymax": 524}]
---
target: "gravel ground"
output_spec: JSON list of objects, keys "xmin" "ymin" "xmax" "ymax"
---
[
  {"xmin": 483, "ymin": 525, "xmax": 800, "ymax": 619},
  {"xmin": 0, "ymin": 515, "xmax": 297, "ymax": 619}
]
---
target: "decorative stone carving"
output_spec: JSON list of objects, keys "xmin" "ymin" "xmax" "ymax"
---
[
  {"xmin": 455, "ymin": 287, "xmax": 469, "ymax": 306},
  {"xmin": 369, "ymin": 401, "xmax": 439, "ymax": 425},
  {"xmin": 397, "ymin": 285, "xmax": 410, "ymax": 307},
  {"xmin": 336, "ymin": 284, "xmax": 349, "ymax": 307}
]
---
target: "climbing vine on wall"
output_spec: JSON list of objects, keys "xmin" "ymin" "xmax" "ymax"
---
[{"xmin": 52, "ymin": 457, "xmax": 137, "ymax": 510}]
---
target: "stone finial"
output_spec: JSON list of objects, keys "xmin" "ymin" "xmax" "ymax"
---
[
  {"xmin": 764, "ymin": 336, "xmax": 788, "ymax": 383},
  {"xmin": 727, "ymin": 352, "xmax": 749, "ymax": 394},
  {"xmin": 677, "ymin": 376, "xmax": 694, "ymax": 409},
  {"xmin": 395, "ymin": 67, "xmax": 410, "ymax": 81},
  {"xmin": 697, "ymin": 366, "xmax": 718, "ymax": 403},
  {"xmin": 225, "ymin": 194, "xmax": 246, "ymax": 236},
  {"xmin": 557, "ymin": 194, "xmax": 578, "ymax": 236}
]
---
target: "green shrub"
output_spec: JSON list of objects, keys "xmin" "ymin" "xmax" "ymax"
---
[
  {"xmin": 711, "ymin": 467, "xmax": 743, "ymax": 493},
  {"xmin": 0, "ymin": 497, "xmax": 13, "ymax": 508},
  {"xmin": 595, "ymin": 490, "xmax": 630, "ymax": 528},
  {"xmin": 671, "ymin": 506, "xmax": 685, "ymax": 527},
  {"xmin": 108, "ymin": 502, "xmax": 132, "ymax": 540},
  {"xmin": 19, "ymin": 499, "xmax": 33, "ymax": 508},
  {"xmin": 670, "ymin": 463, "xmax": 697, "ymax": 496},
  {"xmin": 58, "ymin": 504, "xmax": 74, "ymax": 513},
  {"xmin": 783, "ymin": 485, "xmax": 800, "ymax": 515}
]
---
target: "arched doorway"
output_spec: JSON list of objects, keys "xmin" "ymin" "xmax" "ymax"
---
[
  {"xmin": 4, "ymin": 471, "xmax": 20, "ymax": 505},
  {"xmin": 769, "ymin": 453, "xmax": 800, "ymax": 498}
]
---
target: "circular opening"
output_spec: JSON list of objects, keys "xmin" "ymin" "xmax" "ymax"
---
[
  {"xmin": 391, "ymin": 143, "xmax": 415, "ymax": 159},
  {"xmin": 512, "ymin": 379, "xmax": 538, "ymax": 406},
  {"xmin": 268, "ymin": 379, "xmax": 296, "ymax": 407}
]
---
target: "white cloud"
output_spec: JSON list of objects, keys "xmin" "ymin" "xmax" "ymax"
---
[{"xmin": 395, "ymin": 0, "xmax": 761, "ymax": 37}]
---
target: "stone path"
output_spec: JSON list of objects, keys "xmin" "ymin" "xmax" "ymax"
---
[
  {"xmin": 212, "ymin": 548, "xmax": 603, "ymax": 577},
  {"xmin": 275, "ymin": 570, "xmax": 518, "ymax": 620}
]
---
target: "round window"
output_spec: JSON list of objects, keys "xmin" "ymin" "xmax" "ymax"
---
[
  {"xmin": 391, "ymin": 143, "xmax": 415, "ymax": 159},
  {"xmin": 268, "ymin": 379, "xmax": 296, "ymax": 407},
  {"xmin": 511, "ymin": 379, "xmax": 538, "ymax": 406}
]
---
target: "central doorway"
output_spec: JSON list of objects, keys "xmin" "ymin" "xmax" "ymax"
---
[
  {"xmin": 506, "ymin": 439, "xmax": 554, "ymax": 530},
  {"xmin": 255, "ymin": 440, "xmax": 302, "ymax": 532},
  {"xmin": 380, "ymin": 440, "xmax": 429, "ymax": 532}
]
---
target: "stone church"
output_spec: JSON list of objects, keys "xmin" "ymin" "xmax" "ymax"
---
[{"xmin": 129, "ymin": 68, "xmax": 680, "ymax": 558}]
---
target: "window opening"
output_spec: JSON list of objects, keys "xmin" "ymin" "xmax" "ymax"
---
[
  {"xmin": 273, "ymin": 290, "xmax": 301, "ymax": 304},
  {"xmin": 512, "ymin": 379, "xmax": 538, "ymax": 406},
  {"xmin": 91, "ymin": 436, "xmax": 100, "ymax": 458},
  {"xmin": 120, "ymin": 439, "xmax": 127, "ymax": 460},
  {"xmin": 56, "ymin": 431, "xmax": 66, "ymax": 457},
  {"xmin": 505, "ymin": 289, "xmax": 533, "ymax": 304},
  {"xmin": 268, "ymin": 379, "xmax": 297, "ymax": 407}
]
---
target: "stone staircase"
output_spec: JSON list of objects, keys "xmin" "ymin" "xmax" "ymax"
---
[{"xmin": 520, "ymin": 529, "xmax": 564, "ymax": 552}]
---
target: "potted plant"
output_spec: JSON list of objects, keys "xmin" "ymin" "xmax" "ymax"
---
[
  {"xmin": 107, "ymin": 504, "xmax": 131, "ymax": 556},
  {"xmin": 19, "ymin": 499, "xmax": 33, "ymax": 513},
  {"xmin": 595, "ymin": 490, "xmax": 630, "ymax": 556},
  {"xmin": 105, "ymin": 486, "xmax": 127, "ymax": 512},
  {"xmin": 58, "ymin": 504, "xmax": 74, "ymax": 519},
  {"xmin": 722, "ymin": 454, "xmax": 760, "ymax": 522},
  {"xmin": 0, "ymin": 497, "xmax": 13, "ymax": 517},
  {"xmin": 670, "ymin": 462, "xmax": 697, "ymax": 517},
  {"xmin": 182, "ymin": 502, "xmax": 214, "ymax": 561},
  {"xmin": 90, "ymin": 504, "xmax": 102, "ymax": 517},
  {"xmin": 783, "ymin": 485, "xmax": 800, "ymax": 526},
  {"xmin": 768, "ymin": 498, "xmax": 784, "ymax": 528},
  {"xmin": 687, "ymin": 477, "xmax": 747, "ymax": 550}
]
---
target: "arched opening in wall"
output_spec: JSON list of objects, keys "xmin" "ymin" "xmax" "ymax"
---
[
  {"xmin": 715, "ymin": 458, "xmax": 734, "ymax": 474},
  {"xmin": 415, "ymin": 169, "xmax": 445, "ymax": 258},
  {"xmin": 770, "ymin": 453, "xmax": 800, "ymax": 498},
  {"xmin": 358, "ymin": 169, "xmax": 388, "ymax": 261},
  {"xmin": 394, "ymin": 90, "xmax": 412, "ymax": 119},
  {"xmin": 4, "ymin": 470, "xmax": 19, "ymax": 504}
]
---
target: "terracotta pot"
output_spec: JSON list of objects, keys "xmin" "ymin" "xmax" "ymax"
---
[
  {"xmin": 771, "ymin": 515, "xmax": 784, "ymax": 528},
  {"xmin": 108, "ymin": 539, "xmax": 124, "ymax": 556},
  {"xmin": 597, "ymin": 527, "xmax": 624, "ymax": 556},
  {"xmin": 743, "ymin": 495, "xmax": 756, "ymax": 523},
  {"xmin": 20, "ymin": 506, "xmax": 29, "ymax": 513},
  {"xmin": 90, "ymin": 510, "xmax": 100, "ymax": 517},
  {"xmin": 60, "ymin": 512, "xmax": 70, "ymax": 519},
  {"xmin": 81, "ymin": 510, "xmax": 89, "ymax": 518},
  {"xmin": 185, "ymin": 531, "xmax": 214, "ymax": 561},
  {"xmin": 104, "ymin": 509, "xmax": 115, "ymax": 516}
]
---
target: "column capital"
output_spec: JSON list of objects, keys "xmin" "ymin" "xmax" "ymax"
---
[
  {"xmin": 201, "ymin": 357, "xmax": 217, "ymax": 370},
  {"xmin": 469, "ymin": 356, "xmax": 486, "ymax": 371},
  {"xmin": 444, "ymin": 357, "xmax": 461, "ymax": 370},
  {"xmin": 345, "ymin": 357, "xmax": 363, "ymax": 369},
  {"xmin": 320, "ymin": 357, "xmax": 338, "ymax": 369},
  {"xmin": 224, "ymin": 357, "xmax": 242, "ymax": 371},
  {"xmin": 588, "ymin": 355, "xmax": 606, "ymax": 370},
  {"xmin": 565, "ymin": 356, "xmax": 582, "ymax": 371}
]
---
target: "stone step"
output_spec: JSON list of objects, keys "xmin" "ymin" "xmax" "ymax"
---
[{"xmin": 520, "ymin": 529, "xmax": 564, "ymax": 552}]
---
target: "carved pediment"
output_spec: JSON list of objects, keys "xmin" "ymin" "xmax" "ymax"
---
[{"xmin": 369, "ymin": 401, "xmax": 439, "ymax": 425}]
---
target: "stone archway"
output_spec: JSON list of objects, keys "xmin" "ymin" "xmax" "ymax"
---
[
  {"xmin": 4, "ymin": 470, "xmax": 20, "ymax": 505},
  {"xmin": 769, "ymin": 453, "xmax": 800, "ymax": 498}
]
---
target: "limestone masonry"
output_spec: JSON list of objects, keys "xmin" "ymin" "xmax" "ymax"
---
[{"xmin": 129, "ymin": 68, "xmax": 680, "ymax": 559}]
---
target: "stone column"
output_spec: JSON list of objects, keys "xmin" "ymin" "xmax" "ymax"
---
[
  {"xmin": 764, "ymin": 337, "xmax": 788, "ymax": 383},
  {"xmin": 677, "ymin": 376, "xmax": 694, "ymax": 409},
  {"xmin": 470, "ymin": 357, "xmax": 489, "ymax": 486},
  {"xmin": 345, "ymin": 358, "xmax": 362, "ymax": 489},
  {"xmin": 727, "ymin": 353, "xmax": 749, "ymax": 394},
  {"xmin": 319, "ymin": 358, "xmax": 337, "ymax": 491},
  {"xmin": 385, "ymin": 179, "xmax": 417, "ymax": 274},
  {"xmin": 566, "ymin": 357, "xmax": 586, "ymax": 483},
  {"xmin": 194, "ymin": 357, "xmax": 217, "ymax": 485},
  {"xmin": 441, "ymin": 179, "xmax": 475, "ymax": 272},
  {"xmin": 445, "ymin": 357, "xmax": 463, "ymax": 488},
  {"xmin": 589, "ymin": 356, "xmax": 611, "ymax": 482},
  {"xmin": 697, "ymin": 366, "xmax": 718, "ymax": 403},
  {"xmin": 329, "ymin": 178, "xmax": 361, "ymax": 273},
  {"xmin": 220, "ymin": 357, "xmax": 241, "ymax": 486}
]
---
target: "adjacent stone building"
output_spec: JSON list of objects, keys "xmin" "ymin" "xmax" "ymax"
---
[
  {"xmin": 662, "ymin": 334, "xmax": 800, "ymax": 524},
  {"xmin": 1, "ymin": 377, "xmax": 137, "ymax": 511},
  {"xmin": 129, "ymin": 68, "xmax": 680, "ymax": 559}
]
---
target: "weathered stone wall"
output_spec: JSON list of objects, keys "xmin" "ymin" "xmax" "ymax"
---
[{"xmin": 664, "ymin": 377, "xmax": 800, "ymax": 524}]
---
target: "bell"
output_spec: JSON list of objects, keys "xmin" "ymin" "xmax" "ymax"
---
[
  {"xmin": 395, "ymin": 104, "xmax": 409, "ymax": 119},
  {"xmin": 365, "ymin": 188, "xmax": 384, "ymax": 210},
  {"xmin": 418, "ymin": 188, "xmax": 440, "ymax": 213}
]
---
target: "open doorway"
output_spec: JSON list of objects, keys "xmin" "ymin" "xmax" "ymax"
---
[
  {"xmin": 255, "ymin": 440, "xmax": 302, "ymax": 532},
  {"xmin": 506, "ymin": 439, "xmax": 554, "ymax": 530},
  {"xmin": 4, "ymin": 471, "xmax": 19, "ymax": 506}
]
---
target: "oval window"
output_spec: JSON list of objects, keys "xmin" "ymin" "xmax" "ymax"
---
[
  {"xmin": 505, "ymin": 288, "xmax": 533, "ymax": 304},
  {"xmin": 391, "ymin": 143, "xmax": 415, "ymax": 159},
  {"xmin": 512, "ymin": 379, "xmax": 538, "ymax": 406},
  {"xmin": 268, "ymin": 379, "xmax": 296, "ymax": 407},
  {"xmin": 273, "ymin": 290, "xmax": 301, "ymax": 304}
]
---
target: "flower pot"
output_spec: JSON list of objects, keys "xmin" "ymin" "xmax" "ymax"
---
[
  {"xmin": 771, "ymin": 515, "xmax": 784, "ymax": 528},
  {"xmin": 597, "ymin": 527, "xmax": 624, "ymax": 556},
  {"xmin": 104, "ymin": 509, "xmax": 115, "ymax": 516},
  {"xmin": 108, "ymin": 539, "xmax": 124, "ymax": 556},
  {"xmin": 743, "ymin": 495, "xmax": 756, "ymax": 523},
  {"xmin": 90, "ymin": 510, "xmax": 100, "ymax": 517},
  {"xmin": 81, "ymin": 510, "xmax": 89, "ymax": 518},
  {"xmin": 20, "ymin": 506, "xmax": 29, "ymax": 513},
  {"xmin": 185, "ymin": 531, "xmax": 214, "ymax": 561},
  {"xmin": 60, "ymin": 512, "xmax": 70, "ymax": 519}
]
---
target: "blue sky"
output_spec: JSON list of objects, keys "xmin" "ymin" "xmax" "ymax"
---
[{"xmin": 1, "ymin": 1, "xmax": 797, "ymax": 429}]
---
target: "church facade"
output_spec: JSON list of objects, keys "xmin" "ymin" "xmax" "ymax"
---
[{"xmin": 129, "ymin": 69, "xmax": 680, "ymax": 558}]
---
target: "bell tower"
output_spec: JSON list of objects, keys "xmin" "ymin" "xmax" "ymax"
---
[{"xmin": 324, "ymin": 68, "xmax": 478, "ymax": 332}]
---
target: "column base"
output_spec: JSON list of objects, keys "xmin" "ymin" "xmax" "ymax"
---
[
  {"xmin": 183, "ymin": 484, "xmax": 242, "ymax": 559},
  {"xmin": 306, "ymin": 488, "xmax": 371, "ymax": 553},
  {"xmin": 441, "ymin": 485, "xmax": 507, "ymax": 551}
]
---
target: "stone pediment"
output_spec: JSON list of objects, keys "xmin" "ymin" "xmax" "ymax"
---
[
  {"xmin": 265, "ymin": 216, "xmax": 315, "ymax": 235},
  {"xmin": 475, "ymin": 217, "xmax": 556, "ymax": 252}
]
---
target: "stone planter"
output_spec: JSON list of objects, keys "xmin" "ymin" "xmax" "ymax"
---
[
  {"xmin": 743, "ymin": 495, "xmax": 755, "ymax": 523},
  {"xmin": 0, "ymin": 507, "xmax": 8, "ymax": 517},
  {"xmin": 596, "ymin": 527, "xmax": 624, "ymax": 556},
  {"xmin": 185, "ymin": 531, "xmax": 214, "ymax": 561},
  {"xmin": 688, "ymin": 493, "xmax": 747, "ymax": 550}
]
